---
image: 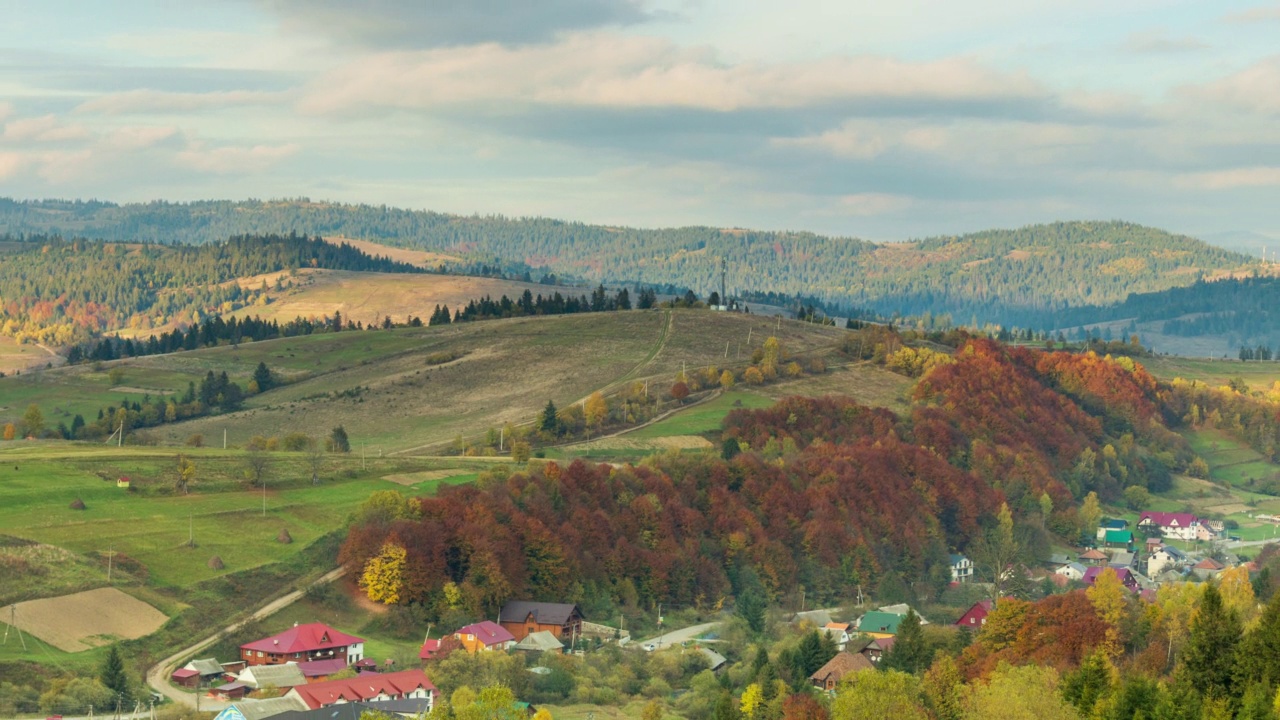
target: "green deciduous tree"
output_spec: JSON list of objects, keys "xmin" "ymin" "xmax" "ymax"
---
[{"xmin": 832, "ymin": 669, "xmax": 928, "ymax": 720}]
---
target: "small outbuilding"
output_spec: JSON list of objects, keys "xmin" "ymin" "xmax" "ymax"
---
[
  {"xmin": 170, "ymin": 668, "xmax": 200, "ymax": 688},
  {"xmin": 513, "ymin": 631, "xmax": 565, "ymax": 655}
]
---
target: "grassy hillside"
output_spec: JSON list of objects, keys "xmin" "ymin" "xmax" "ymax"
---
[
  {"xmin": 0, "ymin": 199, "xmax": 1255, "ymax": 328},
  {"xmin": 0, "ymin": 310, "xmax": 853, "ymax": 453}
]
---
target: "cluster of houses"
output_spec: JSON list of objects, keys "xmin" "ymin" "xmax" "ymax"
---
[
  {"xmin": 191, "ymin": 601, "xmax": 609, "ymax": 720},
  {"xmin": 794, "ymin": 604, "xmax": 931, "ymax": 692}
]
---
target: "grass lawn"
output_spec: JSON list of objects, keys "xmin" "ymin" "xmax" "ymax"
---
[
  {"xmin": 0, "ymin": 443, "xmax": 479, "ymax": 592},
  {"xmin": 628, "ymin": 391, "xmax": 775, "ymax": 439},
  {"xmin": 540, "ymin": 701, "xmax": 659, "ymax": 719},
  {"xmin": 1144, "ymin": 356, "xmax": 1280, "ymax": 393}
]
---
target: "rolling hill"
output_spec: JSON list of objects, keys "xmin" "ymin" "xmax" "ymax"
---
[{"xmin": 0, "ymin": 199, "xmax": 1257, "ymax": 329}]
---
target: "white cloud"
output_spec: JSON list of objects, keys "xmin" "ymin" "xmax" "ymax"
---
[
  {"xmin": 298, "ymin": 32, "xmax": 1045, "ymax": 114},
  {"xmin": 105, "ymin": 126, "xmax": 180, "ymax": 151},
  {"xmin": 3, "ymin": 115, "xmax": 91, "ymax": 143},
  {"xmin": 1179, "ymin": 56, "xmax": 1280, "ymax": 116},
  {"xmin": 76, "ymin": 90, "xmax": 284, "ymax": 116},
  {"xmin": 1175, "ymin": 167, "xmax": 1280, "ymax": 190},
  {"xmin": 0, "ymin": 102, "xmax": 13, "ymax": 123},
  {"xmin": 175, "ymin": 142, "xmax": 301, "ymax": 174},
  {"xmin": 0, "ymin": 152, "xmax": 25, "ymax": 180}
]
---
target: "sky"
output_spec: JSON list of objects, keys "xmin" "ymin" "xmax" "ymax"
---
[{"xmin": 1, "ymin": 0, "xmax": 1279, "ymax": 241}]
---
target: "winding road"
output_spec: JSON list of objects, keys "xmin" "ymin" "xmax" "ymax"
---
[{"xmin": 144, "ymin": 567, "xmax": 348, "ymax": 711}]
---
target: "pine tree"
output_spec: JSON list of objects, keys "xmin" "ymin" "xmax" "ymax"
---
[
  {"xmin": 884, "ymin": 609, "xmax": 927, "ymax": 673},
  {"xmin": 1236, "ymin": 590, "xmax": 1280, "ymax": 689},
  {"xmin": 540, "ymin": 400, "xmax": 560, "ymax": 434},
  {"xmin": 253, "ymin": 361, "xmax": 274, "ymax": 391},
  {"xmin": 100, "ymin": 644, "xmax": 133, "ymax": 707},
  {"xmin": 1062, "ymin": 649, "xmax": 1113, "ymax": 715},
  {"xmin": 737, "ymin": 590, "xmax": 767, "ymax": 635},
  {"xmin": 1179, "ymin": 584, "xmax": 1242, "ymax": 704}
]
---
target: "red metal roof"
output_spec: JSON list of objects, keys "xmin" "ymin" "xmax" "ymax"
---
[
  {"xmin": 418, "ymin": 639, "xmax": 442, "ymax": 660},
  {"xmin": 171, "ymin": 669, "xmax": 199, "ymax": 678},
  {"xmin": 288, "ymin": 669, "xmax": 436, "ymax": 709},
  {"xmin": 240, "ymin": 622, "xmax": 364, "ymax": 655},
  {"xmin": 454, "ymin": 621, "xmax": 515, "ymax": 646},
  {"xmin": 1139, "ymin": 511, "xmax": 1199, "ymax": 528}
]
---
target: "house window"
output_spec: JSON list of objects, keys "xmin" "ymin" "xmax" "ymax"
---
[
  {"xmin": 257, "ymin": 651, "xmax": 263, "ymax": 658},
  {"xmin": 970, "ymin": 617, "xmax": 976, "ymax": 624}
]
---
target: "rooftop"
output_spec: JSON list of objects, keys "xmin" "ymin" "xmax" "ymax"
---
[{"xmin": 241, "ymin": 622, "xmax": 364, "ymax": 655}]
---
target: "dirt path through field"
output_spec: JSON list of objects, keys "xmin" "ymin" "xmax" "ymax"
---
[{"xmin": 144, "ymin": 566, "xmax": 347, "ymax": 710}]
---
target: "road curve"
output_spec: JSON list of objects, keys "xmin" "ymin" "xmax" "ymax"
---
[
  {"xmin": 633, "ymin": 621, "xmax": 721, "ymax": 651},
  {"xmin": 145, "ymin": 567, "xmax": 348, "ymax": 710}
]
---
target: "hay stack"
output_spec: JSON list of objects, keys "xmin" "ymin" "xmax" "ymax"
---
[
  {"xmin": 207, "ymin": 555, "xmax": 225, "ymax": 570},
  {"xmin": 69, "ymin": 498, "xmax": 86, "ymax": 510},
  {"xmin": 277, "ymin": 528, "xmax": 293, "ymax": 544}
]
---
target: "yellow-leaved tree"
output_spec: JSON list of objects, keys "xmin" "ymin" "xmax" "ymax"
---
[
  {"xmin": 584, "ymin": 391, "xmax": 609, "ymax": 430},
  {"xmin": 740, "ymin": 683, "xmax": 764, "ymax": 718},
  {"xmin": 1087, "ymin": 567, "xmax": 1128, "ymax": 657},
  {"xmin": 2, "ymin": 423, "xmax": 14, "ymax": 441},
  {"xmin": 360, "ymin": 542, "xmax": 407, "ymax": 604}
]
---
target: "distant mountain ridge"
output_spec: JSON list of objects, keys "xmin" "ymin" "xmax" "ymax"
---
[{"xmin": 0, "ymin": 198, "xmax": 1256, "ymax": 328}]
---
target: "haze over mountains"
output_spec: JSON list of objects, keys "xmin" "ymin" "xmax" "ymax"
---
[{"xmin": 3, "ymin": 197, "xmax": 1278, "ymax": 357}]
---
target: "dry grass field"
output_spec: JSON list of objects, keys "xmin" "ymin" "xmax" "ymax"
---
[
  {"xmin": 0, "ymin": 587, "xmax": 168, "ymax": 652},
  {"xmin": 0, "ymin": 337, "xmax": 63, "ymax": 376},
  {"xmin": 226, "ymin": 268, "xmax": 591, "ymax": 329},
  {"xmin": 325, "ymin": 237, "xmax": 460, "ymax": 268}
]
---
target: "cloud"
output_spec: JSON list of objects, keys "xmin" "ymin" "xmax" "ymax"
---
[
  {"xmin": 104, "ymin": 126, "xmax": 180, "ymax": 151},
  {"xmin": 0, "ymin": 102, "xmax": 12, "ymax": 123},
  {"xmin": 0, "ymin": 152, "xmax": 24, "ymax": 180},
  {"xmin": 1175, "ymin": 166, "xmax": 1280, "ymax": 190},
  {"xmin": 1122, "ymin": 29, "xmax": 1208, "ymax": 54},
  {"xmin": 1223, "ymin": 5, "xmax": 1280, "ymax": 23},
  {"xmin": 175, "ymin": 142, "xmax": 300, "ymax": 174},
  {"xmin": 258, "ymin": 0, "xmax": 651, "ymax": 48},
  {"xmin": 76, "ymin": 90, "xmax": 283, "ymax": 115},
  {"xmin": 299, "ymin": 32, "xmax": 1045, "ymax": 115},
  {"xmin": 1181, "ymin": 56, "xmax": 1280, "ymax": 115},
  {"xmin": 2, "ymin": 115, "xmax": 91, "ymax": 142}
]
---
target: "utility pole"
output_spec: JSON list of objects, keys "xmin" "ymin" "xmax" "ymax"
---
[
  {"xmin": 724, "ymin": 341, "xmax": 729, "ymax": 359},
  {"xmin": 188, "ymin": 513, "xmax": 194, "ymax": 548},
  {"xmin": 223, "ymin": 428, "xmax": 227, "ymax": 450},
  {"xmin": 499, "ymin": 427, "xmax": 504, "ymax": 453},
  {"xmin": 107, "ymin": 545, "xmax": 114, "ymax": 582},
  {"xmin": 361, "ymin": 443, "xmax": 366, "ymax": 470},
  {"xmin": 720, "ymin": 257, "xmax": 727, "ymax": 310},
  {"xmin": 262, "ymin": 476, "xmax": 267, "ymax": 517},
  {"xmin": 4, "ymin": 606, "xmax": 26, "ymax": 650}
]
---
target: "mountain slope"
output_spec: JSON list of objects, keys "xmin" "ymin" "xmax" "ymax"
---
[{"xmin": 0, "ymin": 199, "xmax": 1255, "ymax": 328}]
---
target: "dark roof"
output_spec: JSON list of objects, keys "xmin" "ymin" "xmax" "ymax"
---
[
  {"xmin": 809, "ymin": 652, "xmax": 874, "ymax": 683},
  {"xmin": 498, "ymin": 601, "xmax": 583, "ymax": 626}
]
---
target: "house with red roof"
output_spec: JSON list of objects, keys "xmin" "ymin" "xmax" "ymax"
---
[
  {"xmin": 954, "ymin": 599, "xmax": 994, "ymax": 630},
  {"xmin": 1138, "ymin": 512, "xmax": 1203, "ymax": 541},
  {"xmin": 1083, "ymin": 566, "xmax": 1139, "ymax": 592},
  {"xmin": 284, "ymin": 668, "xmax": 437, "ymax": 710},
  {"xmin": 240, "ymin": 622, "xmax": 365, "ymax": 667},
  {"xmin": 454, "ymin": 621, "xmax": 516, "ymax": 653}
]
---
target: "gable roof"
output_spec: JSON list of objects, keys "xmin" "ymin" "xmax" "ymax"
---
[
  {"xmin": 949, "ymin": 554, "xmax": 969, "ymax": 565},
  {"xmin": 271, "ymin": 699, "xmax": 435, "ymax": 720},
  {"xmin": 699, "ymin": 647, "xmax": 728, "ymax": 670},
  {"xmin": 455, "ymin": 620, "xmax": 515, "ymax": 646},
  {"xmin": 241, "ymin": 622, "xmax": 364, "ymax": 655},
  {"xmin": 792, "ymin": 610, "xmax": 833, "ymax": 627},
  {"xmin": 858, "ymin": 611, "xmax": 905, "ymax": 635},
  {"xmin": 1139, "ymin": 511, "xmax": 1199, "ymax": 528},
  {"xmin": 1080, "ymin": 549, "xmax": 1108, "ymax": 560},
  {"xmin": 186, "ymin": 658, "xmax": 225, "ymax": 676},
  {"xmin": 288, "ymin": 669, "xmax": 437, "ymax": 710},
  {"xmin": 498, "ymin": 601, "xmax": 582, "ymax": 626},
  {"xmin": 214, "ymin": 697, "xmax": 309, "ymax": 720},
  {"xmin": 1104, "ymin": 529, "xmax": 1134, "ymax": 544},
  {"xmin": 1110, "ymin": 552, "xmax": 1135, "ymax": 567},
  {"xmin": 871, "ymin": 636, "xmax": 896, "ymax": 653},
  {"xmin": 1047, "ymin": 553, "xmax": 1072, "ymax": 565},
  {"xmin": 1194, "ymin": 557, "xmax": 1225, "ymax": 570},
  {"xmin": 238, "ymin": 663, "xmax": 307, "ymax": 688},
  {"xmin": 954, "ymin": 599, "xmax": 993, "ymax": 625},
  {"xmin": 809, "ymin": 652, "xmax": 874, "ymax": 683},
  {"xmin": 172, "ymin": 668, "xmax": 200, "ymax": 679},
  {"xmin": 295, "ymin": 658, "xmax": 348, "ymax": 677},
  {"xmin": 1161, "ymin": 546, "xmax": 1188, "ymax": 559},
  {"xmin": 514, "ymin": 630, "xmax": 565, "ymax": 652},
  {"xmin": 1083, "ymin": 566, "xmax": 1134, "ymax": 586},
  {"xmin": 1101, "ymin": 519, "xmax": 1128, "ymax": 530}
]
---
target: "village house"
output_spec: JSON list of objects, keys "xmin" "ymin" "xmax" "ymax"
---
[
  {"xmin": 1097, "ymin": 518, "xmax": 1128, "ymax": 540},
  {"xmin": 1083, "ymin": 566, "xmax": 1139, "ymax": 592},
  {"xmin": 1045, "ymin": 553, "xmax": 1073, "ymax": 570},
  {"xmin": 1138, "ymin": 512, "xmax": 1203, "ymax": 541},
  {"xmin": 856, "ymin": 611, "xmax": 905, "ymax": 639},
  {"xmin": 284, "ymin": 669, "xmax": 437, "ymax": 711},
  {"xmin": 236, "ymin": 662, "xmax": 308, "ymax": 690},
  {"xmin": 239, "ymin": 622, "xmax": 365, "ymax": 667},
  {"xmin": 513, "ymin": 630, "xmax": 565, "ymax": 654},
  {"xmin": 1079, "ymin": 548, "xmax": 1108, "ymax": 566},
  {"xmin": 1109, "ymin": 551, "xmax": 1136, "ymax": 569},
  {"xmin": 498, "ymin": 601, "xmax": 585, "ymax": 642},
  {"xmin": 1057, "ymin": 562, "xmax": 1087, "ymax": 581},
  {"xmin": 1193, "ymin": 557, "xmax": 1226, "ymax": 581},
  {"xmin": 213, "ymin": 696, "xmax": 310, "ymax": 720},
  {"xmin": 809, "ymin": 652, "xmax": 874, "ymax": 692},
  {"xmin": 1147, "ymin": 545, "xmax": 1188, "ymax": 577},
  {"xmin": 454, "ymin": 621, "xmax": 516, "ymax": 653},
  {"xmin": 213, "ymin": 682, "xmax": 250, "ymax": 701},
  {"xmin": 823, "ymin": 622, "xmax": 852, "ymax": 651},
  {"xmin": 272, "ymin": 699, "xmax": 435, "ymax": 720},
  {"xmin": 1104, "ymin": 529, "xmax": 1134, "ymax": 549},
  {"xmin": 954, "ymin": 599, "xmax": 993, "ymax": 630},
  {"xmin": 949, "ymin": 554, "xmax": 974, "ymax": 583},
  {"xmin": 296, "ymin": 658, "xmax": 348, "ymax": 683}
]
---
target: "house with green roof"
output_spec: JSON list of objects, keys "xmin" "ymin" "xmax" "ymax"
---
[
  {"xmin": 1104, "ymin": 529, "xmax": 1134, "ymax": 549},
  {"xmin": 856, "ymin": 611, "xmax": 905, "ymax": 639}
]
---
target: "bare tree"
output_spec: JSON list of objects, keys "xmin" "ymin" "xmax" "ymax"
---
[
  {"xmin": 244, "ymin": 450, "xmax": 270, "ymax": 488},
  {"xmin": 305, "ymin": 438, "xmax": 325, "ymax": 485}
]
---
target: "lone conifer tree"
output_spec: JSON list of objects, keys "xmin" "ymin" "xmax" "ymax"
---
[{"xmin": 100, "ymin": 644, "xmax": 133, "ymax": 707}]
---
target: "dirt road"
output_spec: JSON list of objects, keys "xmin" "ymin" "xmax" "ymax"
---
[{"xmin": 144, "ymin": 567, "xmax": 347, "ymax": 710}]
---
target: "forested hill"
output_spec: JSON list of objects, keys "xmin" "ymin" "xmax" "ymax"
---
[{"xmin": 0, "ymin": 233, "xmax": 421, "ymax": 345}]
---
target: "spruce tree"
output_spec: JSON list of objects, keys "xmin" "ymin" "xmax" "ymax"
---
[
  {"xmin": 1179, "ymin": 584, "xmax": 1242, "ymax": 704},
  {"xmin": 1236, "ymin": 590, "xmax": 1280, "ymax": 689},
  {"xmin": 885, "ymin": 609, "xmax": 927, "ymax": 674},
  {"xmin": 100, "ymin": 644, "xmax": 133, "ymax": 707},
  {"xmin": 540, "ymin": 400, "xmax": 560, "ymax": 434}
]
